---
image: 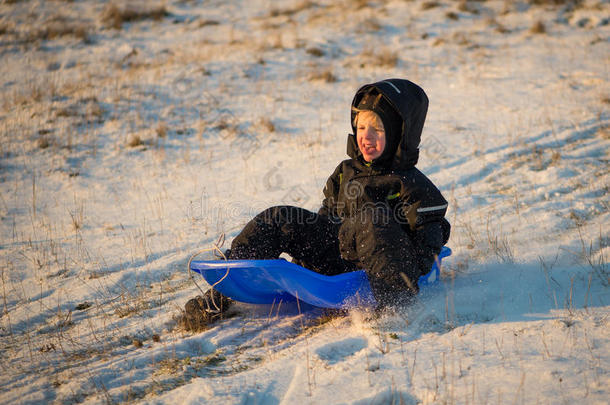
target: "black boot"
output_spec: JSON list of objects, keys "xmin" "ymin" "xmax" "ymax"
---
[
  {"xmin": 183, "ymin": 289, "xmax": 233, "ymax": 331},
  {"xmin": 213, "ymin": 249, "xmax": 231, "ymax": 260}
]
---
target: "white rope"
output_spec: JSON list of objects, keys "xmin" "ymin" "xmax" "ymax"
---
[{"xmin": 187, "ymin": 234, "xmax": 231, "ymax": 312}]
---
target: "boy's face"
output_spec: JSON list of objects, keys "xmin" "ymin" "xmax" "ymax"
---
[{"xmin": 356, "ymin": 110, "xmax": 386, "ymax": 162}]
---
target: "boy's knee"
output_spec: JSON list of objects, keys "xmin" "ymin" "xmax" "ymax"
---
[{"xmin": 255, "ymin": 205, "xmax": 294, "ymax": 225}]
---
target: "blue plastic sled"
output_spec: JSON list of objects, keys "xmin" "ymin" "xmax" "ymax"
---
[{"xmin": 190, "ymin": 246, "xmax": 452, "ymax": 309}]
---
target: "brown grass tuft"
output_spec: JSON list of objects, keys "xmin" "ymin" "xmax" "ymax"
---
[
  {"xmin": 127, "ymin": 133, "xmax": 143, "ymax": 148},
  {"xmin": 457, "ymin": 1, "xmax": 479, "ymax": 14},
  {"xmin": 0, "ymin": 22, "xmax": 12, "ymax": 36},
  {"xmin": 86, "ymin": 100, "xmax": 105, "ymax": 122},
  {"xmin": 308, "ymin": 68, "xmax": 338, "ymax": 83},
  {"xmin": 20, "ymin": 15, "xmax": 92, "ymax": 43},
  {"xmin": 432, "ymin": 37, "xmax": 445, "ymax": 47},
  {"xmin": 376, "ymin": 49, "xmax": 399, "ymax": 67},
  {"xmin": 530, "ymin": 20, "xmax": 546, "ymax": 34},
  {"xmin": 353, "ymin": 0, "xmax": 369, "ymax": 10},
  {"xmin": 422, "ymin": 1, "xmax": 440, "ymax": 10},
  {"xmin": 528, "ymin": 0, "xmax": 581, "ymax": 5},
  {"xmin": 156, "ymin": 122, "xmax": 168, "ymax": 138},
  {"xmin": 101, "ymin": 3, "xmax": 170, "ymax": 29},
  {"xmin": 268, "ymin": 0, "xmax": 316, "ymax": 18},
  {"xmin": 37, "ymin": 136, "xmax": 50, "ymax": 149},
  {"xmin": 446, "ymin": 11, "xmax": 459, "ymax": 21},
  {"xmin": 306, "ymin": 47, "xmax": 325, "ymax": 57},
  {"xmin": 199, "ymin": 19, "xmax": 220, "ymax": 28},
  {"xmin": 359, "ymin": 47, "xmax": 399, "ymax": 67},
  {"xmin": 258, "ymin": 117, "xmax": 275, "ymax": 133},
  {"xmin": 487, "ymin": 18, "xmax": 510, "ymax": 34},
  {"xmin": 550, "ymin": 150, "xmax": 561, "ymax": 166},
  {"xmin": 44, "ymin": 23, "xmax": 89, "ymax": 41},
  {"xmin": 356, "ymin": 17, "xmax": 382, "ymax": 33}
]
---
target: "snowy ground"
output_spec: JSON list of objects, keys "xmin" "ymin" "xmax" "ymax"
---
[{"xmin": 0, "ymin": 0, "xmax": 608, "ymax": 404}]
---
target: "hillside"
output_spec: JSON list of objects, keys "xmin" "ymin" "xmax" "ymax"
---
[{"xmin": 0, "ymin": 0, "xmax": 608, "ymax": 404}]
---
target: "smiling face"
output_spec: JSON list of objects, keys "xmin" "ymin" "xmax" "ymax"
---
[{"xmin": 356, "ymin": 110, "xmax": 386, "ymax": 162}]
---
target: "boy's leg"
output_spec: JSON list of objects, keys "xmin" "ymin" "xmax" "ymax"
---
[
  {"xmin": 229, "ymin": 205, "xmax": 355, "ymax": 276},
  {"xmin": 184, "ymin": 206, "xmax": 353, "ymax": 329},
  {"xmin": 338, "ymin": 207, "xmax": 419, "ymax": 306}
]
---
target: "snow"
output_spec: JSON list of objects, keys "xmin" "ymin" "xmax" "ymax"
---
[{"xmin": 0, "ymin": 0, "xmax": 608, "ymax": 404}]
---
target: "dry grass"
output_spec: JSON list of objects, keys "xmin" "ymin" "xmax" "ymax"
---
[
  {"xmin": 127, "ymin": 133, "xmax": 143, "ymax": 148},
  {"xmin": 156, "ymin": 122, "xmax": 168, "ymax": 138},
  {"xmin": 0, "ymin": 21, "xmax": 12, "ymax": 36},
  {"xmin": 51, "ymin": 98, "xmax": 105, "ymax": 126},
  {"xmin": 258, "ymin": 117, "xmax": 276, "ymax": 133},
  {"xmin": 306, "ymin": 47, "xmax": 325, "ymax": 57},
  {"xmin": 37, "ymin": 136, "xmax": 50, "ymax": 149},
  {"xmin": 268, "ymin": 0, "xmax": 317, "ymax": 18},
  {"xmin": 376, "ymin": 49, "xmax": 399, "ymax": 67},
  {"xmin": 530, "ymin": 20, "xmax": 546, "ymax": 34},
  {"xmin": 114, "ymin": 293, "xmax": 149, "ymax": 317},
  {"xmin": 215, "ymin": 115, "xmax": 241, "ymax": 138},
  {"xmin": 422, "ymin": 1, "xmax": 441, "ymax": 10},
  {"xmin": 39, "ymin": 22, "xmax": 90, "ymax": 41},
  {"xmin": 599, "ymin": 125, "xmax": 610, "ymax": 140},
  {"xmin": 5, "ymin": 73, "xmax": 62, "ymax": 108},
  {"xmin": 446, "ymin": 11, "xmax": 459, "ymax": 21},
  {"xmin": 359, "ymin": 47, "xmax": 399, "ymax": 67},
  {"xmin": 154, "ymin": 357, "xmax": 182, "ymax": 375},
  {"xmin": 487, "ymin": 18, "xmax": 510, "ymax": 34},
  {"xmin": 101, "ymin": 3, "xmax": 170, "ymax": 29},
  {"xmin": 307, "ymin": 67, "xmax": 338, "ymax": 83},
  {"xmin": 352, "ymin": 0, "xmax": 369, "ymax": 10},
  {"xmin": 457, "ymin": 1, "xmax": 480, "ymax": 14},
  {"xmin": 198, "ymin": 19, "xmax": 220, "ymax": 28},
  {"xmin": 433, "ymin": 31, "xmax": 477, "ymax": 49},
  {"xmin": 356, "ymin": 17, "xmax": 382, "ymax": 34},
  {"xmin": 528, "ymin": 0, "xmax": 582, "ymax": 5},
  {"xmin": 18, "ymin": 15, "xmax": 92, "ymax": 43}
]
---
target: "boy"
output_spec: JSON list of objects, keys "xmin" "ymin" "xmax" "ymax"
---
[{"xmin": 185, "ymin": 79, "xmax": 450, "ymax": 327}]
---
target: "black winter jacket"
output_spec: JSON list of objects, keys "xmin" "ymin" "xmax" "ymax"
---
[{"xmin": 318, "ymin": 79, "xmax": 450, "ymax": 275}]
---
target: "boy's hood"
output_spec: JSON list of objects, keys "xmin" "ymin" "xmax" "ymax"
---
[{"xmin": 347, "ymin": 78, "xmax": 429, "ymax": 170}]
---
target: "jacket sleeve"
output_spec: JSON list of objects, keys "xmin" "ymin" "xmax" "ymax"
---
[
  {"xmin": 413, "ymin": 204, "xmax": 451, "ymax": 276},
  {"xmin": 318, "ymin": 163, "xmax": 343, "ymax": 220},
  {"xmin": 399, "ymin": 169, "xmax": 451, "ymax": 276}
]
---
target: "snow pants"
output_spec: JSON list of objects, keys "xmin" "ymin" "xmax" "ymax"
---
[{"xmin": 229, "ymin": 205, "xmax": 420, "ymax": 305}]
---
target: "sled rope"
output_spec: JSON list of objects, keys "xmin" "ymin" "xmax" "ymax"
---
[{"xmin": 187, "ymin": 234, "xmax": 230, "ymax": 312}]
